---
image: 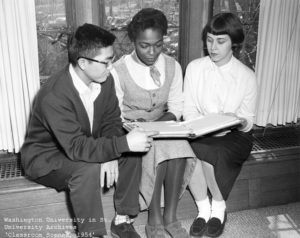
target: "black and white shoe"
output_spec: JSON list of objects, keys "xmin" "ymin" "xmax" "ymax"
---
[
  {"xmin": 189, "ymin": 217, "xmax": 207, "ymax": 237},
  {"xmin": 205, "ymin": 212, "xmax": 227, "ymax": 237}
]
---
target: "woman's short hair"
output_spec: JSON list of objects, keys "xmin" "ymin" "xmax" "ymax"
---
[
  {"xmin": 203, "ymin": 12, "xmax": 244, "ymax": 46},
  {"xmin": 127, "ymin": 8, "xmax": 168, "ymax": 42},
  {"xmin": 68, "ymin": 23, "xmax": 116, "ymax": 66}
]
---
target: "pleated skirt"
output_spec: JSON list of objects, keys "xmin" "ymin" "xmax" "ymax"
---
[{"xmin": 139, "ymin": 139, "xmax": 197, "ymax": 210}]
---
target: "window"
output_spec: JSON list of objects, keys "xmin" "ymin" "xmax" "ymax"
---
[
  {"xmin": 103, "ymin": 0, "xmax": 180, "ymax": 60},
  {"xmin": 34, "ymin": 0, "xmax": 258, "ymax": 80},
  {"xmin": 35, "ymin": 0, "xmax": 70, "ymax": 83},
  {"xmin": 35, "ymin": 0, "xmax": 179, "ymax": 82},
  {"xmin": 213, "ymin": 0, "xmax": 260, "ymax": 70}
]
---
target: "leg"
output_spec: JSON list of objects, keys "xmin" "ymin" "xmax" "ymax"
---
[
  {"xmin": 163, "ymin": 159, "xmax": 189, "ymax": 238},
  {"xmin": 189, "ymin": 160, "xmax": 211, "ymax": 237},
  {"xmin": 189, "ymin": 159, "xmax": 208, "ymax": 201},
  {"xmin": 202, "ymin": 161, "xmax": 223, "ymax": 201},
  {"xmin": 189, "ymin": 160, "xmax": 211, "ymax": 221},
  {"xmin": 36, "ymin": 159, "xmax": 105, "ymax": 237},
  {"xmin": 114, "ymin": 154, "xmax": 142, "ymax": 216},
  {"xmin": 145, "ymin": 162, "xmax": 168, "ymax": 238},
  {"xmin": 163, "ymin": 158, "xmax": 186, "ymax": 225},
  {"xmin": 148, "ymin": 161, "xmax": 167, "ymax": 226},
  {"xmin": 202, "ymin": 161, "xmax": 226, "ymax": 220},
  {"xmin": 189, "ymin": 131, "xmax": 253, "ymax": 237},
  {"xmin": 202, "ymin": 162, "xmax": 226, "ymax": 238},
  {"xmin": 111, "ymin": 154, "xmax": 142, "ymax": 238}
]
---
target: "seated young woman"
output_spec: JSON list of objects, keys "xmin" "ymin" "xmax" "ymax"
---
[
  {"xmin": 110, "ymin": 8, "xmax": 196, "ymax": 238},
  {"xmin": 183, "ymin": 12, "xmax": 257, "ymax": 238}
]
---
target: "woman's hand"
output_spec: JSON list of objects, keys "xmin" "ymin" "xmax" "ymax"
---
[
  {"xmin": 223, "ymin": 112, "xmax": 238, "ymax": 118},
  {"xmin": 223, "ymin": 112, "xmax": 248, "ymax": 130}
]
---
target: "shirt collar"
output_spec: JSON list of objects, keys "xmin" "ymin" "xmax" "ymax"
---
[
  {"xmin": 130, "ymin": 51, "xmax": 162, "ymax": 68},
  {"xmin": 219, "ymin": 55, "xmax": 234, "ymax": 70},
  {"xmin": 207, "ymin": 55, "xmax": 235, "ymax": 71},
  {"xmin": 69, "ymin": 64, "xmax": 91, "ymax": 95}
]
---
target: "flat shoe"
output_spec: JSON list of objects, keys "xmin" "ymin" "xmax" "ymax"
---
[
  {"xmin": 205, "ymin": 212, "xmax": 227, "ymax": 237},
  {"xmin": 111, "ymin": 216, "xmax": 141, "ymax": 238},
  {"xmin": 145, "ymin": 223, "xmax": 166, "ymax": 238},
  {"xmin": 189, "ymin": 217, "xmax": 207, "ymax": 237},
  {"xmin": 165, "ymin": 221, "xmax": 189, "ymax": 238}
]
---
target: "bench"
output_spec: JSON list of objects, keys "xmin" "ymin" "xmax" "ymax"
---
[{"xmin": 1, "ymin": 127, "xmax": 300, "ymax": 237}]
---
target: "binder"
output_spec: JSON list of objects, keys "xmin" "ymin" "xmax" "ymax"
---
[{"xmin": 123, "ymin": 113, "xmax": 243, "ymax": 138}]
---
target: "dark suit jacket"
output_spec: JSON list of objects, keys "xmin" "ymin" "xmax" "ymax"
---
[{"xmin": 21, "ymin": 66, "xmax": 129, "ymax": 179}]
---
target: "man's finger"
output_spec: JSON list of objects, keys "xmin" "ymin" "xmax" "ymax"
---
[
  {"xmin": 106, "ymin": 171, "xmax": 111, "ymax": 188},
  {"xmin": 114, "ymin": 168, "xmax": 119, "ymax": 184},
  {"xmin": 100, "ymin": 169, "xmax": 104, "ymax": 188},
  {"xmin": 110, "ymin": 173, "xmax": 115, "ymax": 187}
]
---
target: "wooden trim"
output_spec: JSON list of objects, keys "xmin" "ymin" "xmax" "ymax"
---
[
  {"xmin": 179, "ymin": 0, "xmax": 213, "ymax": 72},
  {"xmin": 65, "ymin": 0, "xmax": 106, "ymax": 28}
]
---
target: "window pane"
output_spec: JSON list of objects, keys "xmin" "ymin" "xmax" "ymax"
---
[
  {"xmin": 35, "ymin": 0, "xmax": 69, "ymax": 81},
  {"xmin": 213, "ymin": 0, "xmax": 260, "ymax": 70},
  {"xmin": 35, "ymin": 0, "xmax": 180, "ymax": 80},
  {"xmin": 104, "ymin": 0, "xmax": 180, "ymax": 60}
]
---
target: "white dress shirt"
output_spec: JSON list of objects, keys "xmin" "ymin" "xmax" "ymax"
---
[
  {"xmin": 69, "ymin": 64, "xmax": 101, "ymax": 131},
  {"xmin": 183, "ymin": 56, "xmax": 257, "ymax": 132},
  {"xmin": 111, "ymin": 52, "xmax": 184, "ymax": 120}
]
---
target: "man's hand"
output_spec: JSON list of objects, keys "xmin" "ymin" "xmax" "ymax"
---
[
  {"xmin": 100, "ymin": 160, "xmax": 118, "ymax": 188},
  {"xmin": 126, "ymin": 128, "xmax": 158, "ymax": 152}
]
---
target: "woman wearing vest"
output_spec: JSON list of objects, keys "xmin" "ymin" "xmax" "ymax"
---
[{"xmin": 111, "ymin": 8, "xmax": 196, "ymax": 238}]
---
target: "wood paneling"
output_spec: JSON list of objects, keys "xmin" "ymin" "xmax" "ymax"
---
[{"xmin": 179, "ymin": 0, "xmax": 213, "ymax": 71}]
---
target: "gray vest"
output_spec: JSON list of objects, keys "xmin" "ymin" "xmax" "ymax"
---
[{"xmin": 114, "ymin": 54, "xmax": 175, "ymax": 121}]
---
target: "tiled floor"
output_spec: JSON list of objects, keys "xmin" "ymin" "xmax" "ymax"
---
[{"xmin": 133, "ymin": 202, "xmax": 300, "ymax": 238}]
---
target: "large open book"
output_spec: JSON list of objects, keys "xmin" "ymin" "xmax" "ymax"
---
[{"xmin": 123, "ymin": 113, "xmax": 243, "ymax": 138}]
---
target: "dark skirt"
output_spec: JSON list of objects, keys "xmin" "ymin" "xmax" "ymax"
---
[{"xmin": 190, "ymin": 130, "xmax": 253, "ymax": 200}]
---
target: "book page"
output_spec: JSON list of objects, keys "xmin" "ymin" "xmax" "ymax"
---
[
  {"xmin": 123, "ymin": 121, "xmax": 192, "ymax": 138},
  {"xmin": 123, "ymin": 114, "xmax": 242, "ymax": 138}
]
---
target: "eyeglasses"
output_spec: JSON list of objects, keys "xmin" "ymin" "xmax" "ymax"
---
[{"xmin": 77, "ymin": 55, "xmax": 115, "ymax": 67}]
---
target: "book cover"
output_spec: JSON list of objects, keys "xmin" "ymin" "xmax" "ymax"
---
[{"xmin": 123, "ymin": 113, "xmax": 243, "ymax": 138}]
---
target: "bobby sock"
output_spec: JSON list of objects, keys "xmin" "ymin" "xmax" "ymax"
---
[
  {"xmin": 211, "ymin": 199, "xmax": 226, "ymax": 223},
  {"xmin": 196, "ymin": 196, "xmax": 211, "ymax": 222},
  {"xmin": 114, "ymin": 214, "xmax": 133, "ymax": 225}
]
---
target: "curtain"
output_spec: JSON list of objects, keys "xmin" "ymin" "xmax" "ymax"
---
[
  {"xmin": 0, "ymin": 0, "xmax": 40, "ymax": 153},
  {"xmin": 255, "ymin": 0, "xmax": 300, "ymax": 126}
]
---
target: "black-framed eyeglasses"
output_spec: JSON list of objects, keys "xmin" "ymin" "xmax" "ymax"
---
[{"xmin": 77, "ymin": 55, "xmax": 115, "ymax": 67}]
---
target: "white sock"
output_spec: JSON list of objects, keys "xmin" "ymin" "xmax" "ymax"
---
[
  {"xmin": 211, "ymin": 199, "xmax": 226, "ymax": 223},
  {"xmin": 114, "ymin": 214, "xmax": 132, "ymax": 225},
  {"xmin": 196, "ymin": 196, "xmax": 211, "ymax": 222}
]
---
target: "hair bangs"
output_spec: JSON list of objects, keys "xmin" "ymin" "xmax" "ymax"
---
[{"xmin": 208, "ymin": 18, "xmax": 231, "ymax": 36}]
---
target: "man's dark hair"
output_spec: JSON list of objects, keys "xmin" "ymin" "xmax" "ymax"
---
[
  {"xmin": 68, "ymin": 23, "xmax": 116, "ymax": 66},
  {"xmin": 127, "ymin": 8, "xmax": 168, "ymax": 42}
]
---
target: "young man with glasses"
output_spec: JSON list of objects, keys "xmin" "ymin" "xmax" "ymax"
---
[{"xmin": 21, "ymin": 23, "xmax": 156, "ymax": 238}]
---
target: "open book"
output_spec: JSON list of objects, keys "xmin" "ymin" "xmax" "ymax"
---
[{"xmin": 123, "ymin": 113, "xmax": 243, "ymax": 138}]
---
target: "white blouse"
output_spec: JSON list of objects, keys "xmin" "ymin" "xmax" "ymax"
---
[
  {"xmin": 183, "ymin": 56, "xmax": 257, "ymax": 132},
  {"xmin": 111, "ymin": 52, "xmax": 184, "ymax": 120}
]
